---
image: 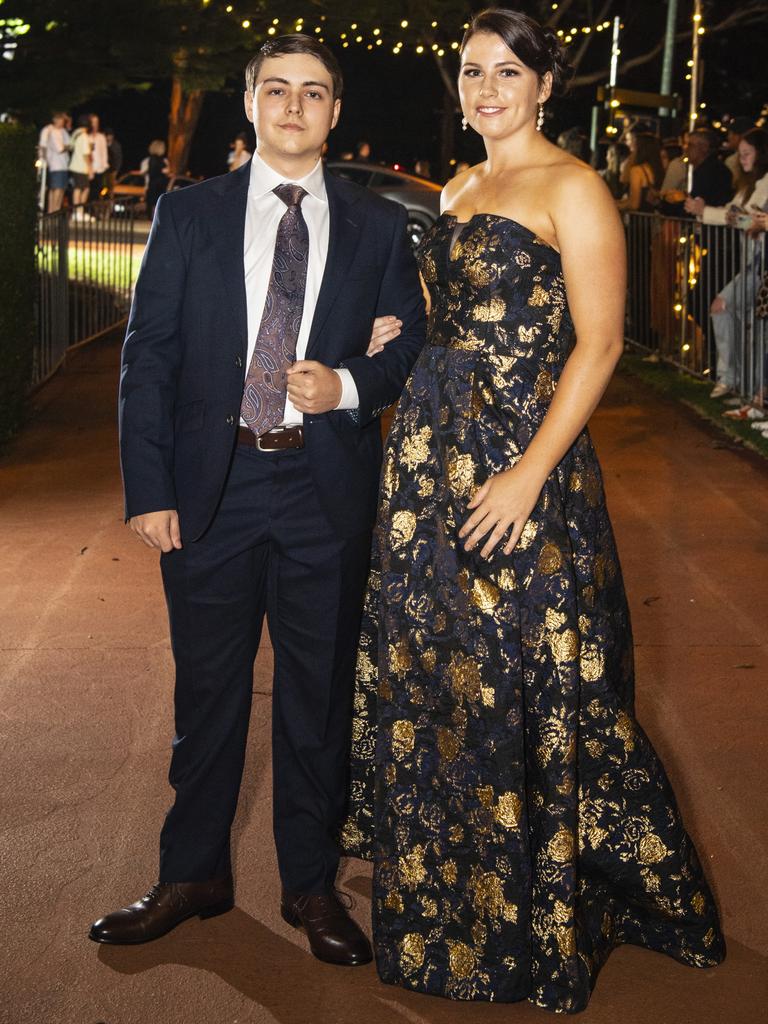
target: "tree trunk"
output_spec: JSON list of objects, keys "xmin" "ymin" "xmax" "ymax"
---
[{"xmin": 167, "ymin": 76, "xmax": 204, "ymax": 175}]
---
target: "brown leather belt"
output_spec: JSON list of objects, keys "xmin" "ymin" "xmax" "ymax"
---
[{"xmin": 237, "ymin": 425, "xmax": 304, "ymax": 451}]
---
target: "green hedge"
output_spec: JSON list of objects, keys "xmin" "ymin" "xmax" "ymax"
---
[{"xmin": 0, "ymin": 123, "xmax": 37, "ymax": 444}]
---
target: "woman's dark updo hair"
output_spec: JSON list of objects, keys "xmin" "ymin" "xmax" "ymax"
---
[{"xmin": 461, "ymin": 8, "xmax": 573, "ymax": 96}]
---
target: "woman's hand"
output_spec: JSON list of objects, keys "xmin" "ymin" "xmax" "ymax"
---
[
  {"xmin": 749, "ymin": 210, "xmax": 768, "ymax": 234},
  {"xmin": 684, "ymin": 196, "xmax": 705, "ymax": 217},
  {"xmin": 367, "ymin": 315, "xmax": 402, "ymax": 356},
  {"xmin": 458, "ymin": 465, "xmax": 544, "ymax": 559}
]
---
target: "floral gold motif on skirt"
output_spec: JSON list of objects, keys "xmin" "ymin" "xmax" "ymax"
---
[
  {"xmin": 447, "ymin": 447, "xmax": 475, "ymax": 498},
  {"xmin": 639, "ymin": 833, "xmax": 669, "ymax": 864},
  {"xmin": 448, "ymin": 651, "xmax": 483, "ymax": 701},
  {"xmin": 469, "ymin": 866, "xmax": 506, "ymax": 918},
  {"xmin": 437, "ymin": 726, "xmax": 461, "ymax": 762},
  {"xmin": 537, "ymin": 541, "xmax": 562, "ymax": 573},
  {"xmin": 391, "ymin": 720, "xmax": 415, "ymax": 759},
  {"xmin": 399, "ymin": 845, "xmax": 427, "ymax": 888},
  {"xmin": 448, "ymin": 941, "xmax": 477, "ymax": 978},
  {"xmin": 400, "ymin": 933, "xmax": 426, "ymax": 973},
  {"xmin": 494, "ymin": 791, "xmax": 522, "ymax": 829},
  {"xmin": 471, "ymin": 577, "xmax": 500, "ymax": 614},
  {"xmin": 390, "ymin": 509, "xmax": 417, "ymax": 548},
  {"xmin": 548, "ymin": 826, "xmax": 575, "ymax": 862},
  {"xmin": 400, "ymin": 426, "xmax": 433, "ymax": 471}
]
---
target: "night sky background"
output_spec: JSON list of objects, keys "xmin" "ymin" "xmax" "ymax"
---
[{"xmin": 66, "ymin": 1, "xmax": 767, "ymax": 180}]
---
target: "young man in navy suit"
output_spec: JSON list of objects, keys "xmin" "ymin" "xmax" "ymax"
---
[{"xmin": 90, "ymin": 35, "xmax": 425, "ymax": 963}]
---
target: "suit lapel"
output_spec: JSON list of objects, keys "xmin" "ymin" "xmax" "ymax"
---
[
  {"xmin": 305, "ymin": 170, "xmax": 364, "ymax": 360},
  {"xmin": 210, "ymin": 162, "xmax": 250, "ymax": 353}
]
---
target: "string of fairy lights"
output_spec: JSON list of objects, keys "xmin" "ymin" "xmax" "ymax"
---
[{"xmin": 205, "ymin": 2, "xmax": 628, "ymax": 57}]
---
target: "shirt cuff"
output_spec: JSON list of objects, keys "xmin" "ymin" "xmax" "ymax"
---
[{"xmin": 333, "ymin": 368, "xmax": 360, "ymax": 411}]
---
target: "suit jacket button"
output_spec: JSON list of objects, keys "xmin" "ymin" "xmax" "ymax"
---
[
  {"xmin": 235, "ymin": 355, "xmax": 243, "ymax": 368},
  {"xmin": 226, "ymin": 414, "xmax": 235, "ymax": 426}
]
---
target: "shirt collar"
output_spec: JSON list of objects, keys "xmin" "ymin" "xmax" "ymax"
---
[{"xmin": 248, "ymin": 150, "xmax": 327, "ymax": 203}]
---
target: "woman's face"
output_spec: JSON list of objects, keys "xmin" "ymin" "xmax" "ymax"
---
[
  {"xmin": 459, "ymin": 31, "xmax": 551, "ymax": 141},
  {"xmin": 738, "ymin": 140, "xmax": 756, "ymax": 173},
  {"xmin": 626, "ymin": 132, "xmax": 637, "ymax": 154}
]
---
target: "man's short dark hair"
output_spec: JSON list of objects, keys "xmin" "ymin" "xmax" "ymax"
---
[{"xmin": 245, "ymin": 34, "xmax": 343, "ymax": 100}]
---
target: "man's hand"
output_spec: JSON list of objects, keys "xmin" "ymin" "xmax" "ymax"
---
[
  {"xmin": 129, "ymin": 509, "xmax": 182, "ymax": 552},
  {"xmin": 286, "ymin": 361, "xmax": 342, "ymax": 414},
  {"xmin": 684, "ymin": 195, "xmax": 705, "ymax": 217}
]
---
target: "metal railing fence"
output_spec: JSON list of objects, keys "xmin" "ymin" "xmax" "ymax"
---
[
  {"xmin": 33, "ymin": 199, "xmax": 137, "ymax": 389},
  {"xmin": 624, "ymin": 211, "xmax": 766, "ymax": 406}
]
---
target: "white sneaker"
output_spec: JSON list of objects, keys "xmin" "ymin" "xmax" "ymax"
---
[
  {"xmin": 751, "ymin": 420, "xmax": 768, "ymax": 433},
  {"xmin": 710, "ymin": 383, "xmax": 730, "ymax": 399}
]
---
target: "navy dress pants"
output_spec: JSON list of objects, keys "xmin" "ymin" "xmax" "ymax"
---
[{"xmin": 158, "ymin": 443, "xmax": 371, "ymax": 894}]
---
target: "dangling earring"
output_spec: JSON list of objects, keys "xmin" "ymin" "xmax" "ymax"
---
[
  {"xmin": 536, "ymin": 103, "xmax": 545, "ymax": 132},
  {"xmin": 461, "ymin": 116, "xmax": 468, "ymax": 132}
]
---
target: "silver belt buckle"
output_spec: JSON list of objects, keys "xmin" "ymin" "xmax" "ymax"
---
[{"xmin": 256, "ymin": 426, "xmax": 285, "ymax": 451}]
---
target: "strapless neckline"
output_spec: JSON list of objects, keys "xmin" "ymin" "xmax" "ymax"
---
[{"xmin": 440, "ymin": 211, "xmax": 561, "ymax": 258}]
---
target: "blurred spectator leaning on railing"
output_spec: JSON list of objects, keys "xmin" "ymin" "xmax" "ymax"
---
[
  {"xmin": 685, "ymin": 129, "xmax": 768, "ymax": 410},
  {"xmin": 599, "ymin": 142, "xmax": 629, "ymax": 200},
  {"xmin": 617, "ymin": 131, "xmax": 663, "ymax": 212}
]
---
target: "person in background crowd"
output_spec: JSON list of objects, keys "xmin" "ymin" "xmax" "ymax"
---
[
  {"xmin": 145, "ymin": 139, "xmax": 170, "ymax": 220},
  {"xmin": 685, "ymin": 129, "xmax": 768, "ymax": 403},
  {"xmin": 38, "ymin": 111, "xmax": 71, "ymax": 213},
  {"xmin": 685, "ymin": 129, "xmax": 733, "ymax": 207},
  {"xmin": 617, "ymin": 132, "xmax": 663, "ymax": 211},
  {"xmin": 413, "ymin": 158, "xmax": 431, "ymax": 178},
  {"xmin": 724, "ymin": 116, "xmax": 755, "ymax": 186},
  {"xmin": 88, "ymin": 113, "xmax": 109, "ymax": 203},
  {"xmin": 660, "ymin": 137, "xmax": 683, "ymax": 181},
  {"xmin": 556, "ymin": 124, "xmax": 592, "ymax": 164},
  {"xmin": 104, "ymin": 128, "xmax": 123, "ymax": 198},
  {"xmin": 453, "ymin": 159, "xmax": 470, "ymax": 176},
  {"xmin": 69, "ymin": 114, "xmax": 94, "ymax": 220},
  {"xmin": 355, "ymin": 139, "xmax": 372, "ymax": 161},
  {"xmin": 658, "ymin": 130, "xmax": 689, "ymax": 206},
  {"xmin": 599, "ymin": 141, "xmax": 629, "ymax": 200},
  {"xmin": 228, "ymin": 131, "xmax": 252, "ymax": 171}
]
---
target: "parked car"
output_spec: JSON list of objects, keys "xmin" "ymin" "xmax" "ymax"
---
[
  {"xmin": 327, "ymin": 161, "xmax": 441, "ymax": 248},
  {"xmin": 112, "ymin": 171, "xmax": 201, "ymax": 216}
]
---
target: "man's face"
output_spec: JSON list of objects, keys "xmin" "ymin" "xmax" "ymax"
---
[
  {"xmin": 685, "ymin": 134, "xmax": 708, "ymax": 167},
  {"xmin": 244, "ymin": 52, "xmax": 340, "ymax": 164}
]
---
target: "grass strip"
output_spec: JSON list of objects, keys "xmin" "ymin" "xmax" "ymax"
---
[{"xmin": 620, "ymin": 352, "xmax": 768, "ymax": 459}]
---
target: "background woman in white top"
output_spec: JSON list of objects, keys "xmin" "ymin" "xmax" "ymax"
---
[{"xmin": 685, "ymin": 129, "xmax": 768, "ymax": 399}]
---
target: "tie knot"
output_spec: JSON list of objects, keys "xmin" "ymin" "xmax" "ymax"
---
[{"xmin": 274, "ymin": 183, "xmax": 307, "ymax": 208}]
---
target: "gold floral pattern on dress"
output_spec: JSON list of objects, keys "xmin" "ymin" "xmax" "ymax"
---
[{"xmin": 342, "ymin": 213, "xmax": 725, "ymax": 1014}]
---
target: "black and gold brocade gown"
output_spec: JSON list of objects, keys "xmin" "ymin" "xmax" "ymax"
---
[{"xmin": 342, "ymin": 213, "xmax": 725, "ymax": 1014}]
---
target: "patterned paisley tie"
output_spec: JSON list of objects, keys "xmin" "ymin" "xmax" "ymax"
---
[{"xmin": 240, "ymin": 183, "xmax": 309, "ymax": 435}]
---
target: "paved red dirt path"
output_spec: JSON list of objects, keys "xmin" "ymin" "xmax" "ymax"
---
[{"xmin": 1, "ymin": 336, "xmax": 766, "ymax": 1024}]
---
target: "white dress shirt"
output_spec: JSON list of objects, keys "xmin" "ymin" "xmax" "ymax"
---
[{"xmin": 242, "ymin": 152, "xmax": 358, "ymax": 428}]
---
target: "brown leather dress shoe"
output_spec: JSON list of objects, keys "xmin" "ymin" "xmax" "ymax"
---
[
  {"xmin": 88, "ymin": 878, "xmax": 234, "ymax": 945},
  {"xmin": 281, "ymin": 890, "xmax": 373, "ymax": 966}
]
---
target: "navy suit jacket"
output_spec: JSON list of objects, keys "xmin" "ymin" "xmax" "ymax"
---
[{"xmin": 119, "ymin": 161, "xmax": 426, "ymax": 541}]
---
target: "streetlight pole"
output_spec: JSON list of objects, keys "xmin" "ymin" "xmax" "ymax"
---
[
  {"xmin": 659, "ymin": 0, "xmax": 679, "ymax": 116},
  {"xmin": 687, "ymin": 0, "xmax": 703, "ymax": 190}
]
